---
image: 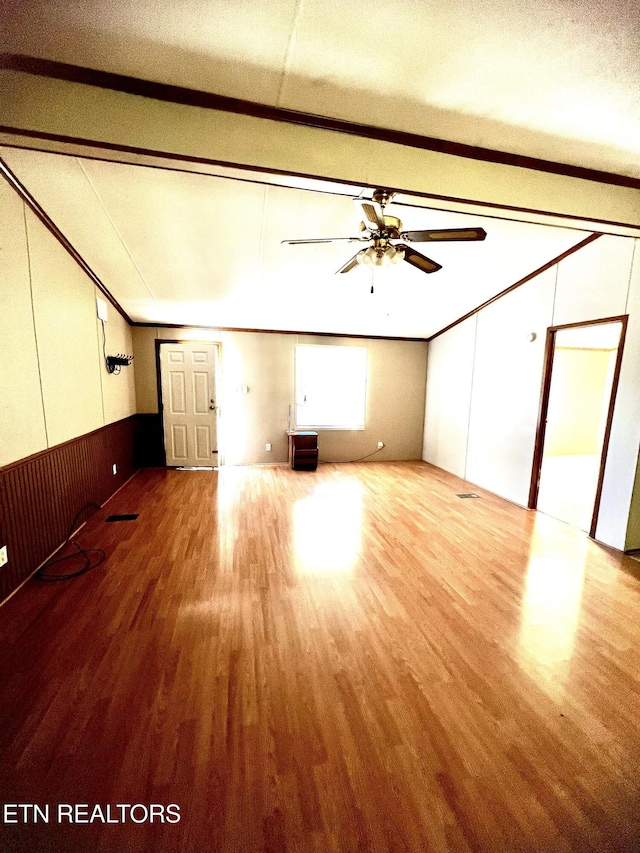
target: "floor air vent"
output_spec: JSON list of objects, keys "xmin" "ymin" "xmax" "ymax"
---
[
  {"xmin": 457, "ymin": 494, "xmax": 479, "ymax": 499},
  {"xmin": 106, "ymin": 514, "xmax": 139, "ymax": 522}
]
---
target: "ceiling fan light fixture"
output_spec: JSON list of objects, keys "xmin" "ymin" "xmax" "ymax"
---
[
  {"xmin": 285, "ymin": 189, "xmax": 486, "ymax": 278},
  {"xmin": 384, "ymin": 245, "xmax": 405, "ymax": 265},
  {"xmin": 356, "ymin": 248, "xmax": 375, "ymax": 265}
]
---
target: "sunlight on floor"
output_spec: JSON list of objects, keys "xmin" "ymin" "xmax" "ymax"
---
[
  {"xmin": 537, "ymin": 454, "xmax": 600, "ymax": 531},
  {"xmin": 518, "ymin": 514, "xmax": 587, "ymax": 690},
  {"xmin": 292, "ymin": 480, "xmax": 363, "ymax": 574}
]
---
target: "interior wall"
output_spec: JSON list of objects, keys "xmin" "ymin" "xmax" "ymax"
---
[
  {"xmin": 465, "ymin": 267, "xmax": 556, "ymax": 505},
  {"xmin": 0, "ymin": 178, "xmax": 47, "ymax": 465},
  {"xmin": 626, "ymin": 454, "xmax": 640, "ymax": 551},
  {"xmin": 423, "ymin": 234, "xmax": 640, "ymax": 551},
  {"xmin": 421, "ymin": 317, "xmax": 476, "ymax": 479},
  {"xmin": 132, "ymin": 327, "xmax": 428, "ymax": 466},
  {"xmin": 100, "ymin": 305, "xmax": 137, "ymax": 425},
  {"xmin": 0, "ymin": 178, "xmax": 137, "ymax": 469}
]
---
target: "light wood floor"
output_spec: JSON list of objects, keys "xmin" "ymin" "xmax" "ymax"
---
[{"xmin": 1, "ymin": 462, "xmax": 640, "ymax": 853}]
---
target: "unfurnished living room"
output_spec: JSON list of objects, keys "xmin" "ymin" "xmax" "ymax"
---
[{"xmin": 1, "ymin": 2, "xmax": 640, "ymax": 852}]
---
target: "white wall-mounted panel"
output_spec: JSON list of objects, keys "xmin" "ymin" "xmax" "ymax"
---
[
  {"xmin": 0, "ymin": 183, "xmax": 47, "ymax": 466},
  {"xmin": 466, "ymin": 268, "xmax": 556, "ymax": 505},
  {"xmin": 423, "ymin": 317, "xmax": 476, "ymax": 478},
  {"xmin": 553, "ymin": 235, "xmax": 635, "ymax": 327}
]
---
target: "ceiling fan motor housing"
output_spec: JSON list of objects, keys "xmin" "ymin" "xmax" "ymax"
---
[
  {"xmin": 382, "ymin": 215, "xmax": 401, "ymax": 237},
  {"xmin": 282, "ymin": 187, "xmax": 485, "ymax": 276}
]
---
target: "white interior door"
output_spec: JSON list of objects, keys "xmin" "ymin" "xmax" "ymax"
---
[{"xmin": 159, "ymin": 342, "xmax": 219, "ymax": 467}]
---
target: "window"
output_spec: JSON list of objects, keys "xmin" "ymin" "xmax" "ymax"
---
[{"xmin": 295, "ymin": 345, "xmax": 367, "ymax": 430}]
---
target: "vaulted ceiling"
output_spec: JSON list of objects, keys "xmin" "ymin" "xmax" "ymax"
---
[{"xmin": 1, "ymin": 0, "xmax": 639, "ymax": 338}]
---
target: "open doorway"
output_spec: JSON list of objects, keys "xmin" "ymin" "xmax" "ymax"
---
[
  {"xmin": 529, "ymin": 317, "xmax": 627, "ymax": 536},
  {"xmin": 157, "ymin": 340, "xmax": 221, "ymax": 468}
]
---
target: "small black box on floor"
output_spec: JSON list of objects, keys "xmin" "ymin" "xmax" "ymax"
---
[{"xmin": 287, "ymin": 431, "xmax": 318, "ymax": 471}]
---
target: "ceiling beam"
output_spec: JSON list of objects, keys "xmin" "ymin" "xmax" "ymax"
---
[
  {"xmin": 2, "ymin": 54, "xmax": 640, "ymax": 232},
  {"xmin": 3, "ymin": 54, "xmax": 640, "ymax": 192}
]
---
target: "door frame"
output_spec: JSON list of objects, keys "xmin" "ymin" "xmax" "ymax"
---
[
  {"xmin": 155, "ymin": 339, "xmax": 223, "ymax": 467},
  {"xmin": 528, "ymin": 315, "xmax": 628, "ymax": 538}
]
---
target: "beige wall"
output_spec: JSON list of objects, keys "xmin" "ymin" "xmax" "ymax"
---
[
  {"xmin": 626, "ymin": 455, "xmax": 640, "ymax": 551},
  {"xmin": 424, "ymin": 234, "xmax": 640, "ymax": 552},
  {"xmin": 0, "ymin": 179, "xmax": 136, "ymax": 468},
  {"xmin": 132, "ymin": 326, "xmax": 427, "ymax": 466}
]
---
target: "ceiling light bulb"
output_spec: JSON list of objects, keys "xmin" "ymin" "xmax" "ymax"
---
[
  {"xmin": 391, "ymin": 247, "xmax": 405, "ymax": 264},
  {"xmin": 373, "ymin": 252, "xmax": 386, "ymax": 267}
]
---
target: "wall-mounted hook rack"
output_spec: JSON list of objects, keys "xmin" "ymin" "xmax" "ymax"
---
[{"xmin": 106, "ymin": 354, "xmax": 134, "ymax": 374}]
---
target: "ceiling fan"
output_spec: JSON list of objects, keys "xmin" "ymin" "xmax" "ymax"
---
[{"xmin": 282, "ymin": 190, "xmax": 486, "ymax": 279}]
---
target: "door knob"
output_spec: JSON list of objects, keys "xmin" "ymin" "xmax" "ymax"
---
[{"xmin": 209, "ymin": 399, "xmax": 216, "ymax": 410}]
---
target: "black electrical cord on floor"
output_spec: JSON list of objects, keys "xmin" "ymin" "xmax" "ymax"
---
[
  {"xmin": 318, "ymin": 446, "xmax": 384, "ymax": 464},
  {"xmin": 36, "ymin": 503, "xmax": 107, "ymax": 582}
]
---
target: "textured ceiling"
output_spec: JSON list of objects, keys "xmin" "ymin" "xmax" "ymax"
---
[
  {"xmin": 2, "ymin": 0, "xmax": 639, "ymax": 178},
  {"xmin": 2, "ymin": 147, "xmax": 589, "ymax": 338},
  {"xmin": 0, "ymin": 0, "xmax": 637, "ymax": 337}
]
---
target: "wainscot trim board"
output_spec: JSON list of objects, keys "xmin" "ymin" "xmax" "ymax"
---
[
  {"xmin": 0, "ymin": 417, "xmax": 137, "ymax": 605},
  {"xmin": 3, "ymin": 53, "xmax": 640, "ymax": 192}
]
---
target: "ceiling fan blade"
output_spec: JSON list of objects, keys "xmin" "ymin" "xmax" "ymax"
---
[
  {"xmin": 336, "ymin": 252, "xmax": 362, "ymax": 274},
  {"xmin": 401, "ymin": 227, "xmax": 487, "ymax": 243},
  {"xmin": 397, "ymin": 245, "xmax": 442, "ymax": 274},
  {"xmin": 282, "ymin": 236, "xmax": 362, "ymax": 245},
  {"xmin": 354, "ymin": 198, "xmax": 385, "ymax": 231}
]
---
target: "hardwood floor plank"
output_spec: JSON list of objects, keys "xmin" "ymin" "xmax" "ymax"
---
[{"xmin": 1, "ymin": 461, "xmax": 640, "ymax": 851}]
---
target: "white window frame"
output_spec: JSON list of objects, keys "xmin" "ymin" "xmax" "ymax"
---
[{"xmin": 294, "ymin": 344, "xmax": 368, "ymax": 430}]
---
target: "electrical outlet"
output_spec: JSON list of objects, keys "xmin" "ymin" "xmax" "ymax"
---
[
  {"xmin": 377, "ymin": 441, "xmax": 385, "ymax": 449},
  {"xmin": 0, "ymin": 546, "xmax": 8, "ymax": 567},
  {"xmin": 265, "ymin": 443, "xmax": 272, "ymax": 451},
  {"xmin": 112, "ymin": 463, "xmax": 117, "ymax": 475}
]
